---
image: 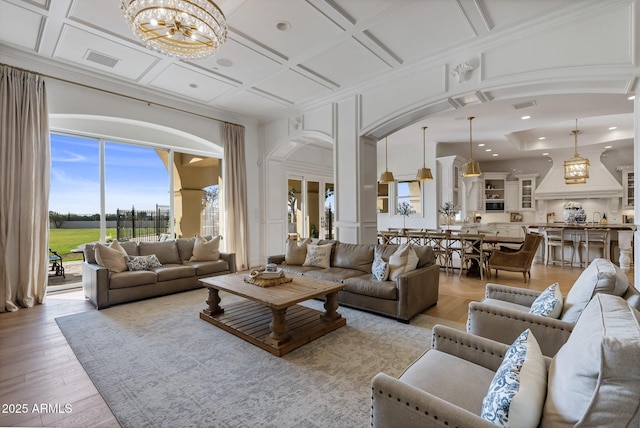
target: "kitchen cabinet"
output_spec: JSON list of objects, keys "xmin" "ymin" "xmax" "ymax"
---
[
  {"xmin": 505, "ymin": 181, "xmax": 519, "ymax": 212},
  {"xmin": 618, "ymin": 166, "xmax": 634, "ymax": 209},
  {"xmin": 516, "ymin": 174, "xmax": 539, "ymax": 212},
  {"xmin": 483, "ymin": 173, "xmax": 509, "ymax": 213}
]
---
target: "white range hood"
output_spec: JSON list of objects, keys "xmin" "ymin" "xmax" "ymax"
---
[{"xmin": 535, "ymin": 148, "xmax": 623, "ymax": 200}]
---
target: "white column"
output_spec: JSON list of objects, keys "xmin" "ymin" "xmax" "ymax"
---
[
  {"xmin": 334, "ymin": 96, "xmax": 377, "ymax": 244},
  {"xmin": 634, "ymin": 96, "xmax": 639, "ymax": 287}
]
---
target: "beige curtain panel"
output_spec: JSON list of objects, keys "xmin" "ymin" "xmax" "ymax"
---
[
  {"xmin": 0, "ymin": 65, "xmax": 50, "ymax": 312},
  {"xmin": 223, "ymin": 123, "xmax": 249, "ymax": 271}
]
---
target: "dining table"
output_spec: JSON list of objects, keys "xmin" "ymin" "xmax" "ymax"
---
[{"xmin": 376, "ymin": 230, "xmax": 526, "ymax": 278}]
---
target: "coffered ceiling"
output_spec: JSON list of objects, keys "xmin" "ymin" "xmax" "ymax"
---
[{"xmin": 0, "ymin": 0, "xmax": 635, "ymax": 160}]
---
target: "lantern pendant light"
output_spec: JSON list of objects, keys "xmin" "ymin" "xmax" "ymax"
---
[
  {"xmin": 379, "ymin": 137, "xmax": 395, "ymax": 184},
  {"xmin": 564, "ymin": 119, "xmax": 589, "ymax": 184},
  {"xmin": 416, "ymin": 126, "xmax": 433, "ymax": 181},
  {"xmin": 462, "ymin": 116, "xmax": 481, "ymax": 177}
]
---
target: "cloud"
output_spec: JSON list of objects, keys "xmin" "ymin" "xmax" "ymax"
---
[{"xmin": 51, "ymin": 150, "xmax": 89, "ymax": 163}]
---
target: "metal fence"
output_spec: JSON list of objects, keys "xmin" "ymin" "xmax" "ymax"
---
[
  {"xmin": 116, "ymin": 205, "xmax": 170, "ymax": 242},
  {"xmin": 202, "ymin": 201, "xmax": 220, "ymax": 237}
]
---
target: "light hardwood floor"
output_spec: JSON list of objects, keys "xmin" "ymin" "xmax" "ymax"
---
[{"xmin": 0, "ymin": 263, "xmax": 633, "ymax": 427}]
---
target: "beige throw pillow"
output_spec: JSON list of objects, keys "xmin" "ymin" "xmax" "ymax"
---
[
  {"xmin": 303, "ymin": 243, "xmax": 333, "ymax": 268},
  {"xmin": 285, "ymin": 238, "xmax": 311, "ymax": 265},
  {"xmin": 388, "ymin": 244, "xmax": 419, "ymax": 281},
  {"xmin": 189, "ymin": 234, "xmax": 221, "ymax": 262},
  {"xmin": 94, "ymin": 241, "xmax": 128, "ymax": 273}
]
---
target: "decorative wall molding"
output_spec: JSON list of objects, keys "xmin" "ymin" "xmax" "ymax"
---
[{"xmin": 451, "ymin": 62, "xmax": 474, "ymax": 82}]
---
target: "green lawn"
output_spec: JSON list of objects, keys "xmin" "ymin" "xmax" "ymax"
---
[{"xmin": 49, "ymin": 229, "xmax": 116, "ymax": 261}]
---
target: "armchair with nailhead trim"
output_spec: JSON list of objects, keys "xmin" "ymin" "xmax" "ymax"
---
[
  {"xmin": 467, "ymin": 258, "xmax": 640, "ymax": 357},
  {"xmin": 371, "ymin": 324, "xmax": 512, "ymax": 427},
  {"xmin": 372, "ymin": 294, "xmax": 640, "ymax": 427}
]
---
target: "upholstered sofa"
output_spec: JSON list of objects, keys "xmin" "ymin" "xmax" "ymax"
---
[
  {"xmin": 467, "ymin": 257, "xmax": 640, "ymax": 356},
  {"xmin": 267, "ymin": 240, "xmax": 439, "ymax": 322},
  {"xmin": 82, "ymin": 236, "xmax": 236, "ymax": 309},
  {"xmin": 371, "ymin": 293, "xmax": 640, "ymax": 427}
]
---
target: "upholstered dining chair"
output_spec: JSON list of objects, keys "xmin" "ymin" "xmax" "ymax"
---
[{"xmin": 488, "ymin": 232, "xmax": 543, "ymax": 283}]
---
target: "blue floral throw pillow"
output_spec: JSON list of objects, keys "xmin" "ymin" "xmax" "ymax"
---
[
  {"xmin": 481, "ymin": 329, "xmax": 547, "ymax": 428},
  {"xmin": 372, "ymin": 256, "xmax": 389, "ymax": 282},
  {"xmin": 529, "ymin": 283, "xmax": 563, "ymax": 318}
]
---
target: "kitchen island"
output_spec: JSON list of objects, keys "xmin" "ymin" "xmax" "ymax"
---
[{"xmin": 526, "ymin": 223, "xmax": 635, "ymax": 272}]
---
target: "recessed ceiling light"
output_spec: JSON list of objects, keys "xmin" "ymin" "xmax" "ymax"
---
[
  {"xmin": 492, "ymin": 153, "xmax": 498, "ymax": 157},
  {"xmin": 276, "ymin": 21, "xmax": 291, "ymax": 31},
  {"xmin": 189, "ymin": 83, "xmax": 198, "ymax": 88},
  {"xmin": 485, "ymin": 149, "xmax": 492, "ymax": 152},
  {"xmin": 605, "ymin": 145, "xmax": 612, "ymax": 149},
  {"xmin": 542, "ymin": 152, "xmax": 549, "ymax": 156},
  {"xmin": 216, "ymin": 58, "xmax": 233, "ymax": 67},
  {"xmin": 478, "ymin": 143, "xmax": 485, "ymax": 147},
  {"xmin": 608, "ymin": 126, "xmax": 617, "ymax": 130},
  {"xmin": 538, "ymin": 137, "xmax": 546, "ymax": 140},
  {"xmin": 521, "ymin": 115, "xmax": 531, "ymax": 120},
  {"xmin": 628, "ymin": 95, "xmax": 635, "ymax": 100}
]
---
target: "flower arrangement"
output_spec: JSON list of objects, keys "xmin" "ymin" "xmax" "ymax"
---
[
  {"xmin": 439, "ymin": 201, "xmax": 458, "ymax": 226},
  {"xmin": 397, "ymin": 201, "xmax": 413, "ymax": 229},
  {"xmin": 439, "ymin": 201, "xmax": 458, "ymax": 217},
  {"xmin": 397, "ymin": 201, "xmax": 413, "ymax": 217},
  {"xmin": 563, "ymin": 201, "xmax": 582, "ymax": 210}
]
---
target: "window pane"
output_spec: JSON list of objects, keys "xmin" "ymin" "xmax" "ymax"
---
[
  {"xmin": 377, "ymin": 183, "xmax": 389, "ymax": 214},
  {"xmin": 288, "ymin": 179, "xmax": 302, "ymax": 240},
  {"xmin": 105, "ymin": 142, "xmax": 169, "ymax": 241},
  {"xmin": 323, "ymin": 183, "xmax": 335, "ymax": 240},
  {"xmin": 50, "ymin": 134, "xmax": 100, "ymax": 216},
  {"xmin": 397, "ymin": 180, "xmax": 421, "ymax": 214}
]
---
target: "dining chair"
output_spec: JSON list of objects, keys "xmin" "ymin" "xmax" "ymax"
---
[
  {"xmin": 425, "ymin": 232, "xmax": 452, "ymax": 273},
  {"xmin": 488, "ymin": 233, "xmax": 543, "ymax": 282},
  {"xmin": 457, "ymin": 233, "xmax": 487, "ymax": 280}
]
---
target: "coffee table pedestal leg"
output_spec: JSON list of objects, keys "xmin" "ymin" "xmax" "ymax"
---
[
  {"xmin": 321, "ymin": 291, "xmax": 342, "ymax": 322},
  {"xmin": 203, "ymin": 288, "xmax": 224, "ymax": 316},
  {"xmin": 267, "ymin": 308, "xmax": 290, "ymax": 346}
]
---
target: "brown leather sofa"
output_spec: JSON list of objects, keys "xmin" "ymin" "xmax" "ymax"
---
[
  {"xmin": 267, "ymin": 241, "xmax": 439, "ymax": 322},
  {"xmin": 82, "ymin": 237, "xmax": 236, "ymax": 309}
]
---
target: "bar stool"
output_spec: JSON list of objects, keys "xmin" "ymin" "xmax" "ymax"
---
[
  {"xmin": 543, "ymin": 228, "xmax": 574, "ymax": 267},
  {"xmin": 579, "ymin": 228, "xmax": 610, "ymax": 267}
]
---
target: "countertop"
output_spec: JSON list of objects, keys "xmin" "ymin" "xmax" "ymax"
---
[{"xmin": 527, "ymin": 223, "xmax": 636, "ymax": 230}]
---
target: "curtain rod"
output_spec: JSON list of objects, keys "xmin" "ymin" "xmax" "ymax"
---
[{"xmin": 1, "ymin": 62, "xmax": 243, "ymax": 128}]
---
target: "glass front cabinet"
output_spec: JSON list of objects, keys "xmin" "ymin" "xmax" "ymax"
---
[
  {"xmin": 618, "ymin": 166, "xmax": 634, "ymax": 209},
  {"xmin": 516, "ymin": 174, "xmax": 539, "ymax": 212}
]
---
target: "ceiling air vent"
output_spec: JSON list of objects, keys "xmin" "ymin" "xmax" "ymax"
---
[
  {"xmin": 85, "ymin": 50, "xmax": 119, "ymax": 68},
  {"xmin": 512, "ymin": 100, "xmax": 537, "ymax": 110}
]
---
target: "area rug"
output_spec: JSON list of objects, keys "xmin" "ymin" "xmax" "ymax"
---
[{"xmin": 56, "ymin": 290, "xmax": 463, "ymax": 428}]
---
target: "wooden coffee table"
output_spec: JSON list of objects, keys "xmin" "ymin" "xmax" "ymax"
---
[{"xmin": 199, "ymin": 272, "xmax": 347, "ymax": 356}]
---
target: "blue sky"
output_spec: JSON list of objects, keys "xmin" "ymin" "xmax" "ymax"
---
[{"xmin": 50, "ymin": 134, "xmax": 169, "ymax": 214}]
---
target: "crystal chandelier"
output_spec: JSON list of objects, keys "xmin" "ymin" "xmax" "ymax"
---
[
  {"xmin": 416, "ymin": 126, "xmax": 433, "ymax": 181},
  {"xmin": 121, "ymin": 0, "xmax": 228, "ymax": 60},
  {"xmin": 379, "ymin": 138, "xmax": 395, "ymax": 184},
  {"xmin": 564, "ymin": 119, "xmax": 589, "ymax": 184},
  {"xmin": 462, "ymin": 116, "xmax": 481, "ymax": 177}
]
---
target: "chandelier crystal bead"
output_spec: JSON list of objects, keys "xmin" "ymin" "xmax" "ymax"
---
[{"xmin": 121, "ymin": 0, "xmax": 228, "ymax": 60}]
